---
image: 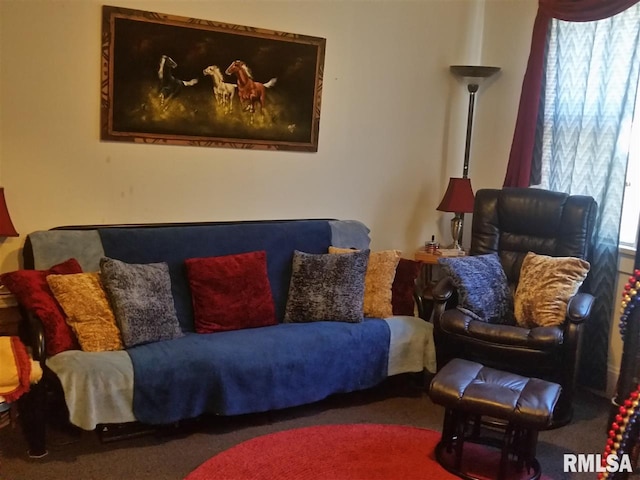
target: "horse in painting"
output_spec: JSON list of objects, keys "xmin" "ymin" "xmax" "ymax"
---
[
  {"xmin": 224, "ymin": 60, "xmax": 277, "ymax": 123},
  {"xmin": 203, "ymin": 65, "xmax": 237, "ymax": 114},
  {"xmin": 157, "ymin": 55, "xmax": 199, "ymax": 109}
]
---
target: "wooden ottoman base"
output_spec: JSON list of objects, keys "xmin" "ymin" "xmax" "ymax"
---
[{"xmin": 435, "ymin": 410, "xmax": 541, "ymax": 480}]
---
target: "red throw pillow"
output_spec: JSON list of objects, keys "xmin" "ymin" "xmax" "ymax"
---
[
  {"xmin": 1, "ymin": 258, "xmax": 83, "ymax": 356},
  {"xmin": 185, "ymin": 251, "xmax": 277, "ymax": 333},
  {"xmin": 391, "ymin": 258, "xmax": 421, "ymax": 316}
]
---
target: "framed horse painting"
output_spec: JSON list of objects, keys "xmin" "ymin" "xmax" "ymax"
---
[{"xmin": 100, "ymin": 5, "xmax": 326, "ymax": 152}]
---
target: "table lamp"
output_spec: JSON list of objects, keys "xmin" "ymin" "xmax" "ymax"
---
[
  {"xmin": 436, "ymin": 177, "xmax": 475, "ymax": 250},
  {"xmin": 0, "ymin": 188, "xmax": 18, "ymax": 237}
]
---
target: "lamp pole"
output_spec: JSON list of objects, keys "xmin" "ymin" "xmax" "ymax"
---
[
  {"xmin": 448, "ymin": 65, "xmax": 500, "ymax": 247},
  {"xmin": 449, "ymin": 65, "xmax": 501, "ymax": 178},
  {"xmin": 462, "ymin": 83, "xmax": 479, "ymax": 179}
]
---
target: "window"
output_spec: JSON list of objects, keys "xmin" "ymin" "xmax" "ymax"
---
[
  {"xmin": 535, "ymin": 5, "xmax": 640, "ymax": 251},
  {"xmin": 619, "ymin": 90, "xmax": 640, "ymax": 248}
]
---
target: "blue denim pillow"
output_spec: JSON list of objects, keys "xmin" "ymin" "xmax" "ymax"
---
[{"xmin": 438, "ymin": 253, "xmax": 514, "ymax": 324}]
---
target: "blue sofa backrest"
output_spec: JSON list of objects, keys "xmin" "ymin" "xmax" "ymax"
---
[{"xmin": 25, "ymin": 219, "xmax": 370, "ymax": 331}]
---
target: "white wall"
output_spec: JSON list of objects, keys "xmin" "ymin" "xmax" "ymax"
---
[
  {"xmin": 0, "ymin": 0, "xmax": 538, "ymax": 272},
  {"xmin": 474, "ymin": 0, "xmax": 537, "ymax": 189}
]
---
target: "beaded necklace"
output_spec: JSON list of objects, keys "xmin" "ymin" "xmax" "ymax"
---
[
  {"xmin": 619, "ymin": 269, "xmax": 640, "ymax": 338},
  {"xmin": 601, "ymin": 268, "xmax": 640, "ymax": 478},
  {"xmin": 599, "ymin": 384, "xmax": 640, "ymax": 479}
]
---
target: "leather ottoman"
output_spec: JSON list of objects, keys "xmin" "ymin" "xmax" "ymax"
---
[{"xmin": 429, "ymin": 358, "xmax": 561, "ymax": 480}]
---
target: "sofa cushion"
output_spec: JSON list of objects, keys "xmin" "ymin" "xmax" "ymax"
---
[
  {"xmin": 284, "ymin": 249, "xmax": 369, "ymax": 323},
  {"xmin": 100, "ymin": 257, "xmax": 183, "ymax": 347},
  {"xmin": 47, "ymin": 272, "xmax": 123, "ymax": 352},
  {"xmin": 1, "ymin": 258, "xmax": 83, "ymax": 356},
  {"xmin": 515, "ymin": 252, "xmax": 590, "ymax": 328},
  {"xmin": 392, "ymin": 258, "xmax": 421, "ymax": 316},
  {"xmin": 438, "ymin": 253, "xmax": 514, "ymax": 324},
  {"xmin": 329, "ymin": 247, "xmax": 401, "ymax": 318},
  {"xmin": 127, "ymin": 318, "xmax": 390, "ymax": 423},
  {"xmin": 185, "ymin": 251, "xmax": 277, "ymax": 333}
]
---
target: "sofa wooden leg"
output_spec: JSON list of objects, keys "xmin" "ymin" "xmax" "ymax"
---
[{"xmin": 17, "ymin": 380, "xmax": 48, "ymax": 458}]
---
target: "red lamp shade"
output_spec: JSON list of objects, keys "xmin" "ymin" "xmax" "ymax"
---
[
  {"xmin": 436, "ymin": 178, "xmax": 475, "ymax": 214},
  {"xmin": 0, "ymin": 188, "xmax": 18, "ymax": 237}
]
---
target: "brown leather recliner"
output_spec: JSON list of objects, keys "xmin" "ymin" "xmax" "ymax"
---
[{"xmin": 432, "ymin": 187, "xmax": 597, "ymax": 426}]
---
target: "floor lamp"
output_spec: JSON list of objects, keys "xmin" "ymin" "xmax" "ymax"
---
[{"xmin": 439, "ymin": 65, "xmax": 500, "ymax": 249}]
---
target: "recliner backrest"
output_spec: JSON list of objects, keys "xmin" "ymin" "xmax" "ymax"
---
[{"xmin": 470, "ymin": 188, "xmax": 597, "ymax": 285}]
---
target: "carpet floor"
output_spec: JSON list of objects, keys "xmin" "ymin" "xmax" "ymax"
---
[
  {"xmin": 184, "ymin": 423, "xmax": 552, "ymax": 480},
  {"xmin": 0, "ymin": 375, "xmax": 610, "ymax": 480}
]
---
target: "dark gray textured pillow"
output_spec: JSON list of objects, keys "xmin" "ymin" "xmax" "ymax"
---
[
  {"xmin": 284, "ymin": 249, "xmax": 369, "ymax": 323},
  {"xmin": 100, "ymin": 257, "xmax": 183, "ymax": 347},
  {"xmin": 438, "ymin": 253, "xmax": 514, "ymax": 324}
]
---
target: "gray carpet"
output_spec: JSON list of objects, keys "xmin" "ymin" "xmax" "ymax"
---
[{"xmin": 0, "ymin": 376, "xmax": 609, "ymax": 480}]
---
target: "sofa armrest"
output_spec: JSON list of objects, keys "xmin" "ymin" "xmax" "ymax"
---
[
  {"xmin": 566, "ymin": 292, "xmax": 595, "ymax": 324},
  {"xmin": 413, "ymin": 288, "xmax": 425, "ymax": 320},
  {"xmin": 23, "ymin": 311, "xmax": 46, "ymax": 364}
]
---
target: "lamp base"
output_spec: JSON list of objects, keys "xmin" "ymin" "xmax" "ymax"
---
[
  {"xmin": 450, "ymin": 214, "xmax": 464, "ymax": 251},
  {"xmin": 448, "ymin": 240, "xmax": 462, "ymax": 251}
]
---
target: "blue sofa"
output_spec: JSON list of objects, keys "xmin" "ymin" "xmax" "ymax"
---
[{"xmin": 22, "ymin": 219, "xmax": 435, "ymax": 450}]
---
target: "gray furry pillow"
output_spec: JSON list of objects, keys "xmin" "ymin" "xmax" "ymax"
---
[
  {"xmin": 284, "ymin": 249, "xmax": 369, "ymax": 323},
  {"xmin": 438, "ymin": 253, "xmax": 514, "ymax": 324},
  {"xmin": 100, "ymin": 257, "xmax": 183, "ymax": 348}
]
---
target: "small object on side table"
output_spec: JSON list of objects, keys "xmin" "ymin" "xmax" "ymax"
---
[
  {"xmin": 424, "ymin": 235, "xmax": 439, "ymax": 255},
  {"xmin": 436, "ymin": 248, "xmax": 466, "ymax": 258}
]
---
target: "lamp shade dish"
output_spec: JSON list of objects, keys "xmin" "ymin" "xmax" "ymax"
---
[
  {"xmin": 449, "ymin": 65, "xmax": 501, "ymax": 79},
  {"xmin": 437, "ymin": 178, "xmax": 475, "ymax": 214}
]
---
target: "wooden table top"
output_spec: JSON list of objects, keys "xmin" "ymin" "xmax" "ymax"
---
[
  {"xmin": 414, "ymin": 248, "xmax": 441, "ymax": 264},
  {"xmin": 414, "ymin": 247, "xmax": 466, "ymax": 264}
]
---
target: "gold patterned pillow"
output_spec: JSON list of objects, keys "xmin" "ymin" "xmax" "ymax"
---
[
  {"xmin": 514, "ymin": 252, "xmax": 590, "ymax": 328},
  {"xmin": 47, "ymin": 273, "xmax": 123, "ymax": 352},
  {"xmin": 329, "ymin": 247, "xmax": 401, "ymax": 318}
]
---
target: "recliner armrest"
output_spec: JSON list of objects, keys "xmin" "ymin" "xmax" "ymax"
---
[
  {"xmin": 566, "ymin": 292, "xmax": 594, "ymax": 324},
  {"xmin": 431, "ymin": 277, "xmax": 456, "ymax": 325},
  {"xmin": 432, "ymin": 277, "xmax": 454, "ymax": 304}
]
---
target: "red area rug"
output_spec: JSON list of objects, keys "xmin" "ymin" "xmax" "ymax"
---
[{"xmin": 185, "ymin": 423, "xmax": 552, "ymax": 480}]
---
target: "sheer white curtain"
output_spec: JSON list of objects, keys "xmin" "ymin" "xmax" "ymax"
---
[{"xmin": 533, "ymin": 3, "xmax": 640, "ymax": 389}]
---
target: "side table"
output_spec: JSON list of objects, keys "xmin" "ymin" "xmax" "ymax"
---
[
  {"xmin": 0, "ymin": 290, "xmax": 21, "ymax": 337},
  {"xmin": 414, "ymin": 248, "xmax": 441, "ymax": 321},
  {"xmin": 0, "ymin": 288, "xmax": 48, "ymax": 458},
  {"xmin": 0, "ymin": 294, "xmax": 25, "ymax": 448}
]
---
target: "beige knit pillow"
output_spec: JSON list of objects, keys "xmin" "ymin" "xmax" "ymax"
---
[
  {"xmin": 514, "ymin": 252, "xmax": 590, "ymax": 328},
  {"xmin": 47, "ymin": 272, "xmax": 123, "ymax": 352},
  {"xmin": 329, "ymin": 247, "xmax": 401, "ymax": 318}
]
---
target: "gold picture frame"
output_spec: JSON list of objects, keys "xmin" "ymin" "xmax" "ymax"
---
[{"xmin": 101, "ymin": 5, "xmax": 326, "ymax": 152}]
